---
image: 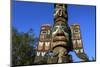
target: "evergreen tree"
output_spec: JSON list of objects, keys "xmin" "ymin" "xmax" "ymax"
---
[{"xmin": 12, "ymin": 27, "xmax": 36, "ymax": 66}]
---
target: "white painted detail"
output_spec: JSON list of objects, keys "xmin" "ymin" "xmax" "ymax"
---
[
  {"xmin": 77, "ymin": 40, "xmax": 81, "ymax": 45},
  {"xmin": 73, "ymin": 40, "xmax": 76, "ymax": 45},
  {"xmin": 48, "ymin": 30, "xmax": 50, "ymax": 34},
  {"xmin": 80, "ymin": 49, "xmax": 84, "ymax": 53},
  {"xmin": 74, "ymin": 29, "xmax": 79, "ymax": 33},
  {"xmin": 52, "ymin": 26, "xmax": 59, "ymax": 37},
  {"xmin": 62, "ymin": 29, "xmax": 69, "ymax": 36},
  {"xmin": 54, "ymin": 8, "xmax": 59, "ymax": 17},
  {"xmin": 45, "ymin": 42, "xmax": 50, "ymax": 46},
  {"xmin": 39, "ymin": 41, "xmax": 44, "ymax": 46},
  {"xmin": 58, "ymin": 57, "xmax": 62, "ymax": 63},
  {"xmin": 75, "ymin": 49, "xmax": 79, "ymax": 53},
  {"xmin": 41, "ymin": 52, "xmax": 46, "ymax": 56},
  {"xmin": 41, "ymin": 27, "xmax": 45, "ymax": 30},
  {"xmin": 70, "ymin": 28, "xmax": 73, "ymax": 34},
  {"xmin": 37, "ymin": 52, "xmax": 40, "ymax": 56},
  {"xmin": 41, "ymin": 31, "xmax": 47, "ymax": 34}
]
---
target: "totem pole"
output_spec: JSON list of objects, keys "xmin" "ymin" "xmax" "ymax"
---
[
  {"xmin": 34, "ymin": 3, "xmax": 89, "ymax": 64},
  {"xmin": 51, "ymin": 4, "xmax": 72, "ymax": 63},
  {"xmin": 34, "ymin": 24, "xmax": 51, "ymax": 64},
  {"xmin": 50, "ymin": 4, "xmax": 89, "ymax": 63}
]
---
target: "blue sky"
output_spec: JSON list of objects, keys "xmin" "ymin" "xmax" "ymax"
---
[{"xmin": 12, "ymin": 1, "xmax": 96, "ymax": 62}]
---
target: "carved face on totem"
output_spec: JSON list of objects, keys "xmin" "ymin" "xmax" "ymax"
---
[
  {"xmin": 52, "ymin": 22, "xmax": 69, "ymax": 46},
  {"xmin": 51, "ymin": 4, "xmax": 69, "ymax": 63},
  {"xmin": 54, "ymin": 4, "xmax": 67, "ymax": 17}
]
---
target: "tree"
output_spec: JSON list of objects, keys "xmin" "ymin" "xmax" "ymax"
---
[{"xmin": 12, "ymin": 27, "xmax": 36, "ymax": 66}]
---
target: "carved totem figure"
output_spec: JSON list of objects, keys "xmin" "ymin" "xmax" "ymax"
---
[
  {"xmin": 51, "ymin": 4, "xmax": 72, "ymax": 63},
  {"xmin": 34, "ymin": 3, "xmax": 89, "ymax": 64}
]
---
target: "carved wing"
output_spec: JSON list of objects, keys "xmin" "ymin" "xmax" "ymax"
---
[{"xmin": 70, "ymin": 24, "xmax": 89, "ymax": 61}]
